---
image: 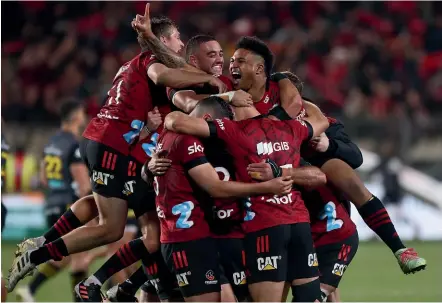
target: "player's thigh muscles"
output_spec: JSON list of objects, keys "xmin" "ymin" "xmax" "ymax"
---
[
  {"xmin": 162, "ymin": 237, "xmax": 221, "ymax": 300},
  {"xmin": 216, "ymin": 238, "xmax": 249, "ymax": 301},
  {"xmin": 243, "ymin": 225, "xmax": 290, "ymax": 301},
  {"xmin": 316, "ymin": 231, "xmax": 359, "ymax": 294}
]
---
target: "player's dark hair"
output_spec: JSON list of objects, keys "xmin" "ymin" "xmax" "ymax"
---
[
  {"xmin": 151, "ymin": 16, "xmax": 177, "ymax": 38},
  {"xmin": 235, "ymin": 36, "xmax": 274, "ymax": 78},
  {"xmin": 185, "ymin": 34, "xmax": 217, "ymax": 62},
  {"xmin": 193, "ymin": 96, "xmax": 235, "ymax": 120},
  {"xmin": 60, "ymin": 101, "xmax": 83, "ymax": 123},
  {"xmin": 281, "ymin": 71, "xmax": 304, "ymax": 94}
]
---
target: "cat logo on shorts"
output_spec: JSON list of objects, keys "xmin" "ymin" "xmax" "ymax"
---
[
  {"xmin": 233, "ymin": 271, "xmax": 247, "ymax": 285},
  {"xmin": 205, "ymin": 270, "xmax": 218, "ymax": 285},
  {"xmin": 92, "ymin": 171, "xmax": 113, "ymax": 185},
  {"xmin": 176, "ymin": 272, "xmax": 190, "ymax": 287},
  {"xmin": 308, "ymin": 253, "xmax": 318, "ymax": 267},
  {"xmin": 332, "ymin": 263, "xmax": 347, "ymax": 277},
  {"xmin": 123, "ymin": 180, "xmax": 136, "ymax": 196},
  {"xmin": 257, "ymin": 256, "xmax": 281, "ymax": 271}
]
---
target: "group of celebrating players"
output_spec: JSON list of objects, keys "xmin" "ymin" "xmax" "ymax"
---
[{"xmin": 5, "ymin": 3, "xmax": 427, "ymax": 302}]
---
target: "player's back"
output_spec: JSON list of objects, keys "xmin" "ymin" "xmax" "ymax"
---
[
  {"xmin": 83, "ymin": 51, "xmax": 158, "ymax": 161},
  {"xmin": 43, "ymin": 130, "xmax": 80, "ymax": 205},
  {"xmin": 154, "ymin": 130, "xmax": 212, "ymax": 244},
  {"xmin": 303, "ymin": 185, "xmax": 356, "ymax": 247}
]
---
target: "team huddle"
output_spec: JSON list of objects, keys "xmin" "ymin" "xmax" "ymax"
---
[{"xmin": 6, "ymin": 3, "xmax": 427, "ymax": 303}]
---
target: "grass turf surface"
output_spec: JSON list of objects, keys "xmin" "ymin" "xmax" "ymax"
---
[{"xmin": 1, "ymin": 240, "xmax": 441, "ymax": 302}]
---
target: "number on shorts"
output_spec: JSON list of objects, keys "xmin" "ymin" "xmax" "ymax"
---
[
  {"xmin": 319, "ymin": 201, "xmax": 343, "ymax": 232},
  {"xmin": 172, "ymin": 201, "xmax": 194, "ymax": 228},
  {"xmin": 123, "ymin": 119, "xmax": 145, "ymax": 145},
  {"xmin": 215, "ymin": 166, "xmax": 230, "ymax": 181},
  {"xmin": 243, "ymin": 198, "xmax": 255, "ymax": 221},
  {"xmin": 142, "ymin": 132, "xmax": 159, "ymax": 157}
]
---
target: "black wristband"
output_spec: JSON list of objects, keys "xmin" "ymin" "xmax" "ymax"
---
[
  {"xmin": 266, "ymin": 158, "xmax": 282, "ymax": 178},
  {"xmin": 270, "ymin": 72, "xmax": 288, "ymax": 82}
]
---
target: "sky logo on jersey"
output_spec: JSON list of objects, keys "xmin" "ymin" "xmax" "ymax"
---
[
  {"xmin": 257, "ymin": 256, "xmax": 281, "ymax": 271},
  {"xmin": 233, "ymin": 271, "xmax": 247, "ymax": 285},
  {"xmin": 92, "ymin": 171, "xmax": 113, "ymax": 185},
  {"xmin": 122, "ymin": 180, "xmax": 136, "ymax": 196},
  {"xmin": 256, "ymin": 141, "xmax": 289, "ymax": 155},
  {"xmin": 187, "ymin": 142, "xmax": 204, "ymax": 155}
]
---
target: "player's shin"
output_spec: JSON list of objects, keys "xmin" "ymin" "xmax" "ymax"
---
[{"xmin": 117, "ymin": 266, "xmax": 149, "ymax": 296}]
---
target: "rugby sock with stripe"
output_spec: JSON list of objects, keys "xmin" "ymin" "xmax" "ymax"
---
[
  {"xmin": 43, "ymin": 209, "xmax": 82, "ymax": 244},
  {"xmin": 30, "ymin": 238, "xmax": 69, "ymax": 265},
  {"xmin": 358, "ymin": 195, "xmax": 406, "ymax": 253},
  {"xmin": 70, "ymin": 271, "xmax": 87, "ymax": 302},
  {"xmin": 29, "ymin": 262, "xmax": 61, "ymax": 294},
  {"xmin": 92, "ymin": 237, "xmax": 149, "ymax": 285},
  {"xmin": 119, "ymin": 266, "xmax": 148, "ymax": 296}
]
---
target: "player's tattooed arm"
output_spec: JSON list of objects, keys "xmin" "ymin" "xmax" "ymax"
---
[
  {"xmin": 171, "ymin": 90, "xmax": 211, "ymax": 113},
  {"xmin": 138, "ymin": 34, "xmax": 188, "ymax": 69},
  {"xmin": 188, "ymin": 163, "xmax": 294, "ymax": 198},
  {"xmin": 164, "ymin": 111, "xmax": 211, "ymax": 138}
]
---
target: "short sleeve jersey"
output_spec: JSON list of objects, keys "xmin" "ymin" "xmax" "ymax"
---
[
  {"xmin": 154, "ymin": 130, "xmax": 212, "ymax": 243},
  {"xmin": 83, "ymin": 51, "xmax": 159, "ymax": 164},
  {"xmin": 43, "ymin": 130, "xmax": 83, "ymax": 205},
  {"xmin": 209, "ymin": 117, "xmax": 313, "ymax": 233},
  {"xmin": 302, "ymin": 185, "xmax": 356, "ymax": 247}
]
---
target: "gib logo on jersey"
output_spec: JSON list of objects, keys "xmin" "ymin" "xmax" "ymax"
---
[
  {"xmin": 233, "ymin": 271, "xmax": 247, "ymax": 285},
  {"xmin": 176, "ymin": 272, "xmax": 191, "ymax": 287},
  {"xmin": 92, "ymin": 171, "xmax": 113, "ymax": 185},
  {"xmin": 257, "ymin": 256, "xmax": 281, "ymax": 271},
  {"xmin": 256, "ymin": 141, "xmax": 289, "ymax": 156},
  {"xmin": 122, "ymin": 180, "xmax": 136, "ymax": 196},
  {"xmin": 188, "ymin": 143, "xmax": 204, "ymax": 155},
  {"xmin": 332, "ymin": 263, "xmax": 347, "ymax": 277},
  {"xmin": 308, "ymin": 253, "xmax": 318, "ymax": 267},
  {"xmin": 266, "ymin": 193, "xmax": 293, "ymax": 204}
]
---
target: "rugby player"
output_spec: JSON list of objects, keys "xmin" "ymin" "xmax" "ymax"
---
[
  {"xmin": 15, "ymin": 102, "xmax": 94, "ymax": 302},
  {"xmin": 7, "ymin": 14, "xmax": 228, "ymax": 296},
  {"xmin": 164, "ymin": 97, "xmax": 329, "ymax": 302},
  {"xmin": 271, "ymin": 72, "xmax": 427, "ymax": 275}
]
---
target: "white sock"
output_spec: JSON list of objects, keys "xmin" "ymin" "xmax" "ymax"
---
[{"xmin": 84, "ymin": 275, "xmax": 102, "ymax": 286}]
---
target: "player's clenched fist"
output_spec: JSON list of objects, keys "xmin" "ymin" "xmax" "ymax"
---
[
  {"xmin": 231, "ymin": 90, "xmax": 253, "ymax": 107},
  {"xmin": 265, "ymin": 176, "xmax": 293, "ymax": 196}
]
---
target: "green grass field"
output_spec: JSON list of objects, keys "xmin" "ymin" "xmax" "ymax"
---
[{"xmin": 1, "ymin": 241, "xmax": 441, "ymax": 302}]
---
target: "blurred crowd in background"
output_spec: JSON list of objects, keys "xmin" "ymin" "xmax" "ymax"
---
[{"xmin": 2, "ymin": 1, "xmax": 442, "ymax": 182}]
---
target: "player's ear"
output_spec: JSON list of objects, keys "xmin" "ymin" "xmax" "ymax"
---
[
  {"xmin": 189, "ymin": 55, "xmax": 198, "ymax": 67},
  {"xmin": 159, "ymin": 36, "xmax": 168, "ymax": 44},
  {"xmin": 256, "ymin": 63, "xmax": 264, "ymax": 75},
  {"xmin": 203, "ymin": 113, "xmax": 212, "ymax": 121}
]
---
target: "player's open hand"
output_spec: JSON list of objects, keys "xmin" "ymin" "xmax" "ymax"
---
[
  {"xmin": 266, "ymin": 176, "xmax": 293, "ymax": 196},
  {"xmin": 231, "ymin": 90, "xmax": 253, "ymax": 107},
  {"xmin": 148, "ymin": 150, "xmax": 171, "ymax": 176},
  {"xmin": 247, "ymin": 160, "xmax": 273, "ymax": 181},
  {"xmin": 131, "ymin": 3, "xmax": 155, "ymax": 39},
  {"xmin": 208, "ymin": 76, "xmax": 228, "ymax": 93},
  {"xmin": 309, "ymin": 132, "xmax": 329, "ymax": 152}
]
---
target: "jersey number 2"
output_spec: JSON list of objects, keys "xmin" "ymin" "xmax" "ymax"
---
[
  {"xmin": 319, "ymin": 202, "xmax": 343, "ymax": 232},
  {"xmin": 172, "ymin": 201, "xmax": 194, "ymax": 229}
]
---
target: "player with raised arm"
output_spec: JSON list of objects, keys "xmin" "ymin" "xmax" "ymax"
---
[
  {"xmin": 7, "ymin": 12, "xmax": 228, "ymax": 299},
  {"xmin": 164, "ymin": 97, "xmax": 329, "ymax": 302}
]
